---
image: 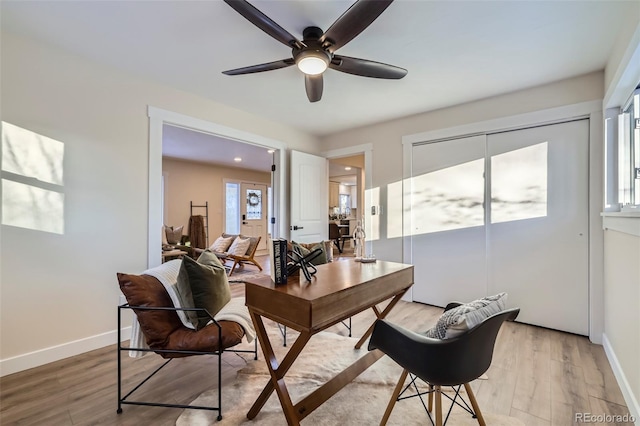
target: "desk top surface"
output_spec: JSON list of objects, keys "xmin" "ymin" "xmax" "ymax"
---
[
  {"xmin": 244, "ymin": 259, "xmax": 413, "ymax": 331},
  {"xmin": 244, "ymin": 259, "xmax": 412, "ymax": 301}
]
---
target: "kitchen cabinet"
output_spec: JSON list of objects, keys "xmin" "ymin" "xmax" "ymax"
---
[{"xmin": 329, "ymin": 182, "xmax": 339, "ymax": 207}]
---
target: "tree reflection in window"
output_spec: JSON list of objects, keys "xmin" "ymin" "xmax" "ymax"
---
[{"xmin": 2, "ymin": 122, "xmax": 65, "ymax": 234}]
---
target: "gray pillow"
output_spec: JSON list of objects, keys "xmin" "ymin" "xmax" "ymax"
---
[
  {"xmin": 175, "ymin": 250, "xmax": 231, "ymax": 329},
  {"xmin": 424, "ymin": 293, "xmax": 507, "ymax": 339},
  {"xmin": 165, "ymin": 225, "xmax": 183, "ymax": 245}
]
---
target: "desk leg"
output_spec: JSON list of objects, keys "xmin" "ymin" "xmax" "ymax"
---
[
  {"xmin": 354, "ymin": 288, "xmax": 409, "ymax": 349},
  {"xmin": 247, "ymin": 310, "xmax": 311, "ymax": 425}
]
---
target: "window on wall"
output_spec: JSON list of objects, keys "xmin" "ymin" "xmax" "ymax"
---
[
  {"xmin": 225, "ymin": 182, "xmax": 240, "ymax": 234},
  {"xmin": 339, "ymin": 193, "xmax": 351, "ymax": 215},
  {"xmin": 246, "ymin": 188, "xmax": 262, "ymax": 219},
  {"xmin": 605, "ymin": 86, "xmax": 640, "ymax": 211},
  {"xmin": 620, "ymin": 88, "xmax": 640, "ymax": 207}
]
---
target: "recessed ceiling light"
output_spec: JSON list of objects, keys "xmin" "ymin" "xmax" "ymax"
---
[
  {"xmin": 267, "ymin": 149, "xmax": 275, "ymax": 154},
  {"xmin": 234, "ymin": 157, "xmax": 242, "ymax": 162},
  {"xmin": 345, "ymin": 166, "xmax": 352, "ymax": 171}
]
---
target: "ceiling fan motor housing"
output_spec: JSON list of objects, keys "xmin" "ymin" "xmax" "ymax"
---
[
  {"xmin": 292, "ymin": 46, "xmax": 332, "ymax": 65},
  {"xmin": 302, "ymin": 26, "xmax": 324, "ymax": 41},
  {"xmin": 293, "ymin": 26, "xmax": 332, "ymax": 69}
]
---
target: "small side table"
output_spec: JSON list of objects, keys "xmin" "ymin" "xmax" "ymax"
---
[{"xmin": 161, "ymin": 249, "xmax": 188, "ymax": 263}]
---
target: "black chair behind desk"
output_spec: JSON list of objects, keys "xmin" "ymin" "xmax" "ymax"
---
[{"xmin": 329, "ymin": 222, "xmax": 351, "ymax": 253}]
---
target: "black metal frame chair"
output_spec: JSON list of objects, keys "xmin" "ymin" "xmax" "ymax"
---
[
  {"xmin": 368, "ymin": 304, "xmax": 520, "ymax": 426},
  {"xmin": 117, "ymin": 303, "xmax": 258, "ymax": 421}
]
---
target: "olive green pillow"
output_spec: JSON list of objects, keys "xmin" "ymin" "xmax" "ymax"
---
[
  {"xmin": 292, "ymin": 241, "xmax": 328, "ymax": 265},
  {"xmin": 176, "ymin": 250, "xmax": 231, "ymax": 329}
]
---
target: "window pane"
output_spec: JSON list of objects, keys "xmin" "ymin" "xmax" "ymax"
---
[
  {"xmin": 633, "ymin": 93, "xmax": 640, "ymax": 205},
  {"xmin": 339, "ymin": 193, "xmax": 350, "ymax": 215},
  {"xmin": 619, "ymin": 112, "xmax": 632, "ymax": 205},
  {"xmin": 226, "ymin": 183, "xmax": 239, "ymax": 234},
  {"xmin": 246, "ymin": 189, "xmax": 262, "ymax": 220}
]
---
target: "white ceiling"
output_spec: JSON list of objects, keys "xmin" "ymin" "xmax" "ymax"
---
[
  {"xmin": 163, "ymin": 124, "xmax": 274, "ymax": 171},
  {"xmin": 2, "ymin": 1, "xmax": 636, "ymax": 138},
  {"xmin": 329, "ymin": 161, "xmax": 359, "ymax": 186}
]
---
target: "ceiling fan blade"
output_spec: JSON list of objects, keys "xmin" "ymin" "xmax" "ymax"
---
[
  {"xmin": 320, "ymin": 0, "xmax": 394, "ymax": 52},
  {"xmin": 222, "ymin": 58, "xmax": 295, "ymax": 75},
  {"xmin": 305, "ymin": 74, "xmax": 323, "ymax": 102},
  {"xmin": 223, "ymin": 0, "xmax": 303, "ymax": 49},
  {"xmin": 330, "ymin": 55, "xmax": 407, "ymax": 79}
]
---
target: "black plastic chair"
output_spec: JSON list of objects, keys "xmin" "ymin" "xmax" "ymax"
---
[{"xmin": 368, "ymin": 304, "xmax": 520, "ymax": 426}]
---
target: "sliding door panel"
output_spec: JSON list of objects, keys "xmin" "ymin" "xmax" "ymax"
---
[
  {"xmin": 411, "ymin": 135, "xmax": 487, "ymax": 307},
  {"xmin": 487, "ymin": 120, "xmax": 589, "ymax": 335}
]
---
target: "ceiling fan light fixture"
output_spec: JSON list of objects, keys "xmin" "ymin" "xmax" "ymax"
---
[{"xmin": 295, "ymin": 49, "xmax": 330, "ymax": 75}]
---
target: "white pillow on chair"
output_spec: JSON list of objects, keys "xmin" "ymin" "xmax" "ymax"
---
[
  {"xmin": 227, "ymin": 237, "xmax": 251, "ymax": 256},
  {"xmin": 210, "ymin": 236, "xmax": 234, "ymax": 253}
]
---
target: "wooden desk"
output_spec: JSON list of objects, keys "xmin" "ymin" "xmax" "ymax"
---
[{"xmin": 244, "ymin": 259, "xmax": 414, "ymax": 425}]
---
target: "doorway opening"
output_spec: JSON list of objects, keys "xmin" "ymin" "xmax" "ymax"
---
[
  {"xmin": 328, "ymin": 154, "xmax": 365, "ymax": 257},
  {"xmin": 148, "ymin": 106, "xmax": 286, "ymax": 268}
]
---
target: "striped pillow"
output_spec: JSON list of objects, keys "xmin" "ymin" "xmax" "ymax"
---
[
  {"xmin": 210, "ymin": 236, "xmax": 234, "ymax": 253},
  {"xmin": 424, "ymin": 293, "xmax": 507, "ymax": 339}
]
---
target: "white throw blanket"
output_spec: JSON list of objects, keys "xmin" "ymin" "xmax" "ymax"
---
[{"xmin": 128, "ymin": 260, "xmax": 255, "ymax": 358}]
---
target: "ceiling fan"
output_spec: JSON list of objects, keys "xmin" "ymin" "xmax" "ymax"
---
[{"xmin": 222, "ymin": 0, "xmax": 407, "ymax": 102}]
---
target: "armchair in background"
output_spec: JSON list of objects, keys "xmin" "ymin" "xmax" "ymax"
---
[{"xmin": 195, "ymin": 234, "xmax": 263, "ymax": 276}]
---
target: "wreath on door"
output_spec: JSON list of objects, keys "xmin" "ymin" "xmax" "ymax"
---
[{"xmin": 247, "ymin": 192, "xmax": 260, "ymax": 207}]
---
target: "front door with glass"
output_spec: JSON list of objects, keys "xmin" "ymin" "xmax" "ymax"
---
[{"xmin": 240, "ymin": 183, "xmax": 268, "ymax": 253}]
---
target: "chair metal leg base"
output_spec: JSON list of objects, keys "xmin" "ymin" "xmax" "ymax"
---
[
  {"xmin": 117, "ymin": 304, "xmax": 258, "ymax": 418},
  {"xmin": 381, "ymin": 374, "xmax": 486, "ymax": 426}
]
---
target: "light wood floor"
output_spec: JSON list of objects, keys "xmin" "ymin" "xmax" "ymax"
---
[{"xmin": 0, "ymin": 255, "xmax": 631, "ymax": 425}]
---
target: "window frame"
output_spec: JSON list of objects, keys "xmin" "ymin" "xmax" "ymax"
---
[{"xmin": 605, "ymin": 86, "xmax": 640, "ymax": 212}]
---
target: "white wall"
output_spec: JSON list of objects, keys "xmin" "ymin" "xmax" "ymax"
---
[
  {"xmin": 604, "ymin": 2, "xmax": 640, "ymax": 106},
  {"xmin": 601, "ymin": 12, "xmax": 640, "ymax": 422},
  {"xmin": 162, "ymin": 158, "xmax": 271, "ymax": 242},
  {"xmin": 0, "ymin": 32, "xmax": 318, "ymax": 375},
  {"xmin": 320, "ymin": 71, "xmax": 605, "ymax": 262},
  {"xmin": 603, "ymin": 227, "xmax": 640, "ymax": 422}
]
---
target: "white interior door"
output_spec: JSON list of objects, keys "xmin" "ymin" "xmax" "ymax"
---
[
  {"xmin": 487, "ymin": 120, "xmax": 589, "ymax": 335},
  {"xmin": 240, "ymin": 182, "xmax": 268, "ymax": 253},
  {"xmin": 290, "ymin": 150, "xmax": 328, "ymax": 243},
  {"xmin": 410, "ymin": 135, "xmax": 488, "ymax": 307}
]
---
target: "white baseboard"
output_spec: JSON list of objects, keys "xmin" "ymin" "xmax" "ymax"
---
[
  {"xmin": 602, "ymin": 333, "xmax": 640, "ymax": 425},
  {"xmin": 0, "ymin": 326, "xmax": 131, "ymax": 378}
]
